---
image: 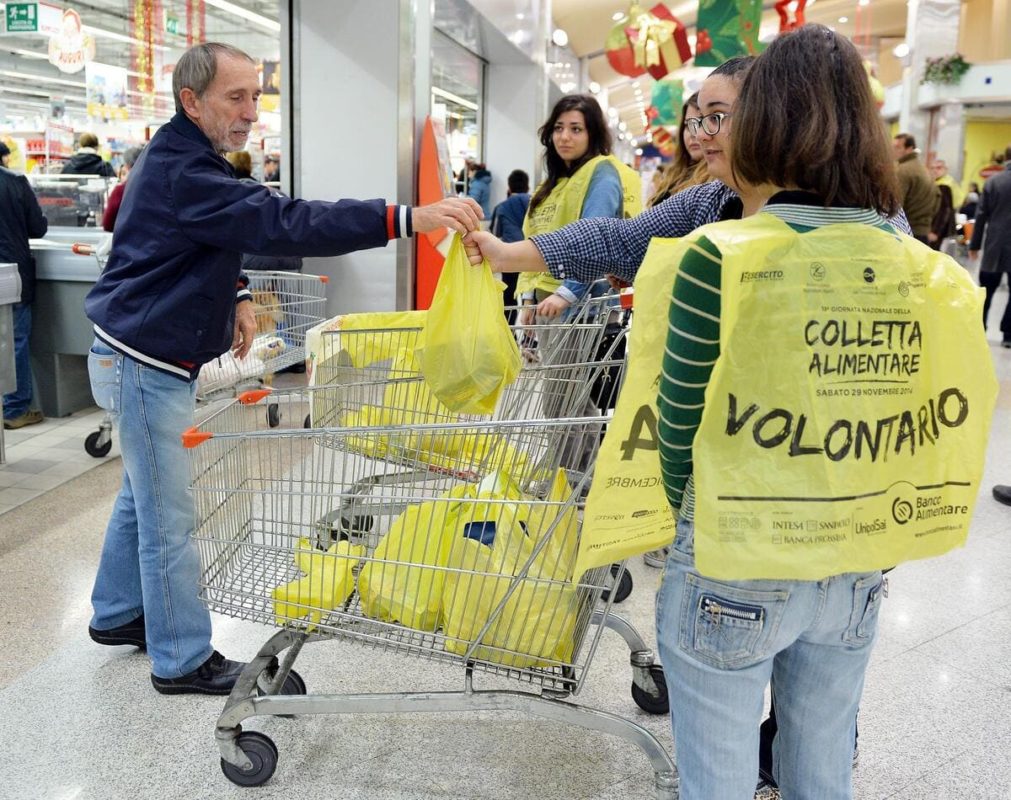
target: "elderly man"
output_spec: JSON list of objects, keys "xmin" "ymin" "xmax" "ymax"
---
[
  {"xmin": 893, "ymin": 133, "xmax": 939, "ymax": 243},
  {"xmin": 84, "ymin": 42, "xmax": 481, "ymax": 695},
  {"xmin": 930, "ymin": 158, "xmax": 964, "ymax": 210}
]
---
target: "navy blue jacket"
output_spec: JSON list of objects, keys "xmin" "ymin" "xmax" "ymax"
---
[
  {"xmin": 0, "ymin": 167, "xmax": 48, "ymax": 305},
  {"xmin": 86, "ymin": 113, "xmax": 410, "ymax": 380},
  {"xmin": 490, "ymin": 193, "xmax": 530, "ymax": 244}
]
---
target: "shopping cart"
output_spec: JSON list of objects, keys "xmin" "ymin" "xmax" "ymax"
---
[
  {"xmin": 184, "ymin": 386, "xmax": 675, "ymax": 797},
  {"xmin": 66, "ymin": 248, "xmax": 328, "ymax": 456}
]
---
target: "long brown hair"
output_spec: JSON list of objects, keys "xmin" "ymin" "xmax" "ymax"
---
[
  {"xmin": 529, "ymin": 94, "xmax": 612, "ymax": 213},
  {"xmin": 648, "ymin": 92, "xmax": 709, "ymax": 207},
  {"xmin": 731, "ymin": 25, "xmax": 900, "ymax": 215}
]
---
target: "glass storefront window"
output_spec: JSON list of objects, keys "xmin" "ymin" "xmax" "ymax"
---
[{"xmin": 431, "ymin": 29, "xmax": 485, "ymax": 194}]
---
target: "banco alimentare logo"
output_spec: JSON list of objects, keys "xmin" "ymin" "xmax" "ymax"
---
[{"xmin": 891, "ymin": 496, "xmax": 914, "ymax": 525}]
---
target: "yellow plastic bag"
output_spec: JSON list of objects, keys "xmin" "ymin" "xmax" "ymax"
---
[
  {"xmin": 417, "ymin": 235, "xmax": 522, "ymax": 414},
  {"xmin": 357, "ymin": 494, "xmax": 463, "ymax": 631},
  {"xmin": 442, "ymin": 470, "xmax": 579, "ymax": 668},
  {"xmin": 692, "ymin": 217, "xmax": 998, "ymax": 579},
  {"xmin": 272, "ymin": 538, "xmax": 365, "ymax": 626}
]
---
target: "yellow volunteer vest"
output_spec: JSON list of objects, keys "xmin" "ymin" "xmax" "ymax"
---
[
  {"xmin": 517, "ymin": 155, "xmax": 642, "ymax": 299},
  {"xmin": 576, "ymin": 215, "xmax": 997, "ymax": 582}
]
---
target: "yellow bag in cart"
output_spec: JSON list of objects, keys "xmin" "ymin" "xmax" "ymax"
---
[
  {"xmin": 357, "ymin": 494, "xmax": 464, "ymax": 631},
  {"xmin": 442, "ymin": 471, "xmax": 579, "ymax": 668},
  {"xmin": 691, "ymin": 217, "xmax": 998, "ymax": 580},
  {"xmin": 272, "ymin": 538, "xmax": 365, "ymax": 626},
  {"xmin": 417, "ymin": 235, "xmax": 522, "ymax": 415}
]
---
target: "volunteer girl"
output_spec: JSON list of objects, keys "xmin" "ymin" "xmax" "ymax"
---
[
  {"xmin": 517, "ymin": 94, "xmax": 641, "ymax": 322},
  {"xmin": 655, "ymin": 26, "xmax": 903, "ymax": 798},
  {"xmin": 647, "ymin": 91, "xmax": 708, "ymax": 208}
]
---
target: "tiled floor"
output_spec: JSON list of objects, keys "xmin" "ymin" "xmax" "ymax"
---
[
  {"xmin": 0, "ymin": 406, "xmax": 119, "ymax": 513},
  {"xmin": 0, "ymin": 293, "xmax": 1010, "ymax": 799}
]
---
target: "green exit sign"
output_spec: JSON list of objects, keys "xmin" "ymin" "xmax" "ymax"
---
[
  {"xmin": 6, "ymin": 3, "xmax": 39, "ymax": 33},
  {"xmin": 165, "ymin": 15, "xmax": 180, "ymax": 35}
]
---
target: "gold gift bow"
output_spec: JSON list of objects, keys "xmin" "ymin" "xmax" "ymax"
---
[{"xmin": 627, "ymin": 6, "xmax": 678, "ymax": 69}]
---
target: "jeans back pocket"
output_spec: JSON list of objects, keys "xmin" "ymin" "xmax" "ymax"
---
[
  {"xmin": 679, "ymin": 573, "xmax": 788, "ymax": 670},
  {"xmin": 843, "ymin": 573, "xmax": 884, "ymax": 646},
  {"xmin": 88, "ymin": 341, "xmax": 121, "ymax": 413}
]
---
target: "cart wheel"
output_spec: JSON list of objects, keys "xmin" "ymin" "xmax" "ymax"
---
[
  {"xmin": 601, "ymin": 564, "xmax": 633, "ymax": 604},
  {"xmin": 220, "ymin": 731, "xmax": 278, "ymax": 787},
  {"xmin": 84, "ymin": 430, "xmax": 113, "ymax": 458},
  {"xmin": 266, "ymin": 403, "xmax": 281, "ymax": 428},
  {"xmin": 631, "ymin": 664, "xmax": 669, "ymax": 715},
  {"xmin": 303, "ymin": 414, "xmax": 311, "ymax": 429},
  {"xmin": 337, "ymin": 514, "xmax": 374, "ymax": 541},
  {"xmin": 259, "ymin": 668, "xmax": 306, "ymax": 697}
]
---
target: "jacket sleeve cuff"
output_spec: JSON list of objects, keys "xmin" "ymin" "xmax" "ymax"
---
[
  {"xmin": 555, "ymin": 285, "xmax": 579, "ymax": 305},
  {"xmin": 386, "ymin": 205, "xmax": 412, "ymax": 240},
  {"xmin": 236, "ymin": 273, "xmax": 252, "ymax": 302}
]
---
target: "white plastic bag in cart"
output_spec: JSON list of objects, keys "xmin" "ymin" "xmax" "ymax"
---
[
  {"xmin": 441, "ymin": 470, "xmax": 579, "ymax": 669},
  {"xmin": 272, "ymin": 538, "xmax": 365, "ymax": 626}
]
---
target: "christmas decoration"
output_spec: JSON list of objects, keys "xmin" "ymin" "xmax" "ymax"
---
[
  {"xmin": 921, "ymin": 53, "xmax": 971, "ymax": 85},
  {"xmin": 624, "ymin": 4, "xmax": 692, "ymax": 80},
  {"xmin": 774, "ymin": 0, "xmax": 807, "ymax": 34},
  {"xmin": 694, "ymin": 0, "xmax": 766, "ymax": 67},
  {"xmin": 649, "ymin": 78, "xmax": 684, "ymax": 127}
]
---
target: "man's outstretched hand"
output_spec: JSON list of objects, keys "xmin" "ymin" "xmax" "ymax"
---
[{"xmin": 412, "ymin": 197, "xmax": 483, "ymax": 235}]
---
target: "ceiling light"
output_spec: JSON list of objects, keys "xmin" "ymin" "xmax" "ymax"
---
[
  {"xmin": 635, "ymin": 148, "xmax": 643, "ymax": 155},
  {"xmin": 892, "ymin": 42, "xmax": 910, "ymax": 58},
  {"xmin": 612, "ymin": 11, "xmax": 625, "ymax": 21},
  {"xmin": 432, "ymin": 86, "xmax": 478, "ymax": 111},
  {"xmin": 204, "ymin": 0, "xmax": 281, "ymax": 33},
  {"xmin": 589, "ymin": 81, "xmax": 601, "ymax": 93},
  {"xmin": 858, "ymin": 0, "xmax": 870, "ymax": 6},
  {"xmin": 7, "ymin": 47, "xmax": 48, "ymax": 60},
  {"xmin": 551, "ymin": 29, "xmax": 569, "ymax": 47},
  {"xmin": 83, "ymin": 25, "xmax": 169, "ymax": 51},
  {"xmin": 0, "ymin": 69, "xmax": 84, "ymax": 88},
  {"xmin": 838, "ymin": 16, "xmax": 848, "ymax": 22}
]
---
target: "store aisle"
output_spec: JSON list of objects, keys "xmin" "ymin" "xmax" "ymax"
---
[{"xmin": 0, "ymin": 323, "xmax": 1009, "ymax": 799}]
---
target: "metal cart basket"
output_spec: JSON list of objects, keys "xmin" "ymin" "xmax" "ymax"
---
[{"xmin": 185, "ymin": 383, "xmax": 674, "ymax": 796}]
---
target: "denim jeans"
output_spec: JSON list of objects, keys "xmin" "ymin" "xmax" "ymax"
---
[
  {"xmin": 87, "ymin": 339, "xmax": 213, "ymax": 678},
  {"xmin": 656, "ymin": 517, "xmax": 883, "ymax": 800},
  {"xmin": 2, "ymin": 303, "xmax": 33, "ymax": 419}
]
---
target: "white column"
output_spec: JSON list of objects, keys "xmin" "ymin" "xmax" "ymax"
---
[{"xmin": 484, "ymin": 64, "xmax": 544, "ymax": 210}]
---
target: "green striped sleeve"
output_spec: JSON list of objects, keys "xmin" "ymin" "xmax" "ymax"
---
[{"xmin": 657, "ymin": 236, "xmax": 723, "ymax": 511}]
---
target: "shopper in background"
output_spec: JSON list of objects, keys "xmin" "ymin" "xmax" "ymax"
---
[
  {"xmin": 969, "ymin": 144, "xmax": 1011, "ymax": 347},
  {"xmin": 928, "ymin": 184, "xmax": 956, "ymax": 250},
  {"xmin": 263, "ymin": 156, "xmax": 280, "ymax": 183},
  {"xmin": 930, "ymin": 158, "xmax": 964, "ymax": 209},
  {"xmin": 489, "ymin": 169, "xmax": 531, "ymax": 317},
  {"xmin": 466, "ymin": 163, "xmax": 493, "ymax": 217},
  {"xmin": 62, "ymin": 132, "xmax": 116, "ymax": 178},
  {"xmin": 1, "ymin": 142, "xmax": 48, "ymax": 430},
  {"xmin": 961, "ymin": 181, "xmax": 980, "ymax": 219},
  {"xmin": 893, "ymin": 133, "xmax": 939, "ymax": 243},
  {"xmin": 0, "ymin": 141, "xmax": 10, "ymax": 168},
  {"xmin": 84, "ymin": 41, "xmax": 482, "ymax": 697},
  {"xmin": 647, "ymin": 91, "xmax": 708, "ymax": 207},
  {"xmin": 655, "ymin": 26, "xmax": 904, "ymax": 798},
  {"xmin": 101, "ymin": 145, "xmax": 144, "ymax": 232}
]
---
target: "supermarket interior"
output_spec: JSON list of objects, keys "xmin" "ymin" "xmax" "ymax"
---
[{"xmin": 1, "ymin": 1, "xmax": 1011, "ymax": 799}]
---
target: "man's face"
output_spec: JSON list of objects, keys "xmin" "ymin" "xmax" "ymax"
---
[
  {"xmin": 892, "ymin": 137, "xmax": 911, "ymax": 160},
  {"xmin": 182, "ymin": 54, "xmax": 261, "ymax": 153},
  {"xmin": 931, "ymin": 160, "xmax": 947, "ymax": 178}
]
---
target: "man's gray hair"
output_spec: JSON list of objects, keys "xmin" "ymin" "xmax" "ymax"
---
[
  {"xmin": 172, "ymin": 42, "xmax": 255, "ymax": 114},
  {"xmin": 123, "ymin": 145, "xmax": 145, "ymax": 168}
]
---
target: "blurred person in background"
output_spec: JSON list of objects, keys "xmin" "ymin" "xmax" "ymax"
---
[
  {"xmin": 466, "ymin": 163, "xmax": 493, "ymax": 217},
  {"xmin": 225, "ymin": 149, "xmax": 253, "ymax": 179},
  {"xmin": 930, "ymin": 158, "xmax": 964, "ymax": 209},
  {"xmin": 647, "ymin": 92, "xmax": 708, "ymax": 207},
  {"xmin": 489, "ymin": 169, "xmax": 531, "ymax": 318},
  {"xmin": 102, "ymin": 145, "xmax": 145, "ymax": 232},
  {"xmin": 1, "ymin": 141, "xmax": 48, "ymax": 429},
  {"xmin": 969, "ymin": 144, "xmax": 1011, "ymax": 347},
  {"xmin": 927, "ymin": 184, "xmax": 956, "ymax": 250},
  {"xmin": 893, "ymin": 133, "xmax": 939, "ymax": 243},
  {"xmin": 62, "ymin": 132, "xmax": 116, "ymax": 178},
  {"xmin": 961, "ymin": 181, "xmax": 980, "ymax": 219}
]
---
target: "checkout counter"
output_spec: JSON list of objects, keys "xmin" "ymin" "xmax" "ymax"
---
[{"xmin": 28, "ymin": 174, "xmax": 115, "ymax": 418}]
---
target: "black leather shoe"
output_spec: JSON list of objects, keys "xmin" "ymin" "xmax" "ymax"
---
[
  {"xmin": 151, "ymin": 650, "xmax": 246, "ymax": 695},
  {"xmin": 89, "ymin": 615, "xmax": 146, "ymax": 649},
  {"xmin": 993, "ymin": 485, "xmax": 1011, "ymax": 507}
]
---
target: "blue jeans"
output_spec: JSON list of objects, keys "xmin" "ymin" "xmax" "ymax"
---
[
  {"xmin": 2, "ymin": 302, "xmax": 33, "ymax": 419},
  {"xmin": 87, "ymin": 339, "xmax": 213, "ymax": 678},
  {"xmin": 656, "ymin": 517, "xmax": 883, "ymax": 799}
]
